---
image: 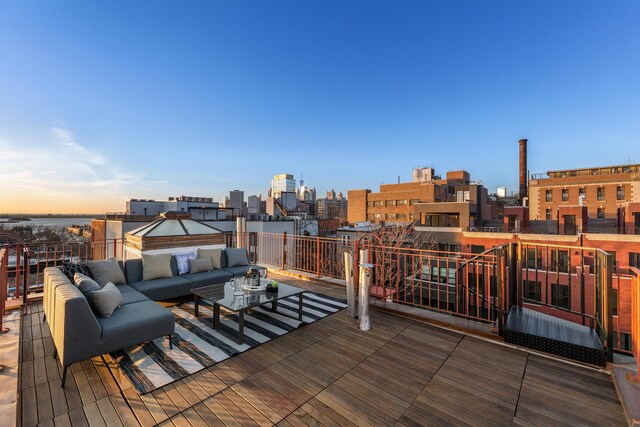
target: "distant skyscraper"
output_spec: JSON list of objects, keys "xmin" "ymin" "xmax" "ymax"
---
[
  {"xmin": 247, "ymin": 194, "xmax": 262, "ymax": 215},
  {"xmin": 229, "ymin": 190, "xmax": 244, "ymax": 216},
  {"xmin": 271, "ymin": 174, "xmax": 296, "ymax": 198}
]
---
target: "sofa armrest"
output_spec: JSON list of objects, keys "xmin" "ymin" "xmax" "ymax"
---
[{"xmin": 44, "ymin": 268, "xmax": 102, "ymax": 367}]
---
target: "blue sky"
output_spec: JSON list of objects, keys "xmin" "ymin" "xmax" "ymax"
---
[{"xmin": 1, "ymin": 1, "xmax": 639, "ymax": 213}]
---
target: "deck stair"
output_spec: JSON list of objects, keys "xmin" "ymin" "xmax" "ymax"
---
[{"xmin": 505, "ymin": 306, "xmax": 606, "ymax": 366}]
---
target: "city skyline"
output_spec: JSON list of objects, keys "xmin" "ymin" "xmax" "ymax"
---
[{"xmin": 2, "ymin": 2, "xmax": 640, "ymax": 214}]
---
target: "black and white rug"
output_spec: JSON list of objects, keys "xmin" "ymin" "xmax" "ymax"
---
[{"xmin": 109, "ymin": 291, "xmax": 347, "ymax": 394}]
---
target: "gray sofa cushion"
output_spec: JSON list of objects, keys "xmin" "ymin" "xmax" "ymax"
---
[
  {"xmin": 128, "ymin": 276, "xmax": 194, "ymax": 301},
  {"xmin": 189, "ymin": 257, "xmax": 212, "ymax": 274},
  {"xmin": 98, "ymin": 300, "xmax": 174, "ymax": 353},
  {"xmin": 73, "ymin": 273, "xmax": 101, "ymax": 295},
  {"xmin": 199, "ymin": 248, "xmax": 227, "ymax": 269},
  {"xmin": 142, "ymin": 253, "xmax": 173, "ymax": 281},
  {"xmin": 223, "ymin": 265, "xmax": 251, "ymax": 277},
  {"xmin": 124, "ymin": 258, "xmax": 144, "ymax": 283},
  {"xmin": 88, "ymin": 282, "xmax": 123, "ymax": 317},
  {"xmin": 181, "ymin": 269, "xmax": 233, "ymax": 288},
  {"xmin": 85, "ymin": 258, "xmax": 127, "ymax": 286},
  {"xmin": 117, "ymin": 284, "xmax": 149, "ymax": 305},
  {"xmin": 226, "ymin": 248, "xmax": 249, "ymax": 267}
]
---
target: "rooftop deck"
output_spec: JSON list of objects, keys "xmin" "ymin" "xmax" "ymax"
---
[{"xmin": 16, "ymin": 274, "xmax": 627, "ymax": 426}]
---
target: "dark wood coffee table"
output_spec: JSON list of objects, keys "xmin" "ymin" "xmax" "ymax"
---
[{"xmin": 192, "ymin": 281, "xmax": 305, "ymax": 344}]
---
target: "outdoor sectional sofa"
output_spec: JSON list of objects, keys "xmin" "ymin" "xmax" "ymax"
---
[{"xmin": 43, "ymin": 248, "xmax": 252, "ymax": 387}]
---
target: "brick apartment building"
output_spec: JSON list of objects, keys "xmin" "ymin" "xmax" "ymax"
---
[
  {"xmin": 528, "ymin": 163, "xmax": 640, "ymax": 221},
  {"xmin": 348, "ymin": 168, "xmax": 492, "ymax": 228}
]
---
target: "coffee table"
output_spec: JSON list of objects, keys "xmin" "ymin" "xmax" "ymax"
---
[{"xmin": 192, "ymin": 281, "xmax": 305, "ymax": 344}]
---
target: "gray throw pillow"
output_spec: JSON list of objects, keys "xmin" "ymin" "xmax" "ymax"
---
[
  {"xmin": 85, "ymin": 257, "xmax": 126, "ymax": 286},
  {"xmin": 73, "ymin": 272, "xmax": 101, "ymax": 296},
  {"xmin": 88, "ymin": 282, "xmax": 123, "ymax": 318},
  {"xmin": 198, "ymin": 248, "xmax": 227, "ymax": 269},
  {"xmin": 226, "ymin": 248, "xmax": 249, "ymax": 267},
  {"xmin": 142, "ymin": 253, "xmax": 173, "ymax": 281},
  {"xmin": 189, "ymin": 257, "xmax": 213, "ymax": 274}
]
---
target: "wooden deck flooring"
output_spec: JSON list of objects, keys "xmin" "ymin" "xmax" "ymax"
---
[{"xmin": 16, "ymin": 274, "xmax": 627, "ymax": 426}]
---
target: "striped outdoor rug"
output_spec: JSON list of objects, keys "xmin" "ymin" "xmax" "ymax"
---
[{"xmin": 109, "ymin": 291, "xmax": 347, "ymax": 394}]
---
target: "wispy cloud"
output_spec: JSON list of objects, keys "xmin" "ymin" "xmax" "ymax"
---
[{"xmin": 0, "ymin": 126, "xmax": 166, "ymax": 213}]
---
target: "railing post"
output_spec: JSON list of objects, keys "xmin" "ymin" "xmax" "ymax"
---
[
  {"xmin": 22, "ymin": 249, "xmax": 30, "ymax": 306},
  {"xmin": 496, "ymin": 246, "xmax": 505, "ymax": 336},
  {"xmin": 344, "ymin": 252, "xmax": 356, "ymax": 319},
  {"xmin": 358, "ymin": 253, "xmax": 372, "ymax": 331},
  {"xmin": 604, "ymin": 252, "xmax": 614, "ymax": 363},
  {"xmin": 353, "ymin": 240, "xmax": 360, "ymax": 293},
  {"xmin": 281, "ymin": 233, "xmax": 286, "ymax": 271},
  {"xmin": 14, "ymin": 245, "xmax": 21, "ymax": 300},
  {"xmin": 316, "ymin": 237, "xmax": 321, "ymax": 278},
  {"xmin": 508, "ymin": 242, "xmax": 520, "ymax": 309}
]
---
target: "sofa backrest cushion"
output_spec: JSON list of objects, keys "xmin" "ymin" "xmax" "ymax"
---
[
  {"xmin": 142, "ymin": 253, "xmax": 173, "ymax": 281},
  {"xmin": 226, "ymin": 248, "xmax": 250, "ymax": 267},
  {"xmin": 73, "ymin": 272, "xmax": 101, "ymax": 295},
  {"xmin": 199, "ymin": 248, "xmax": 227, "ymax": 269},
  {"xmin": 125, "ymin": 259, "xmax": 143, "ymax": 283},
  {"xmin": 85, "ymin": 257, "xmax": 127, "ymax": 286},
  {"xmin": 87, "ymin": 282, "xmax": 123, "ymax": 317},
  {"xmin": 189, "ymin": 257, "xmax": 213, "ymax": 274}
]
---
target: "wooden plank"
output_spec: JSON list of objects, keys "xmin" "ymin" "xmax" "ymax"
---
[
  {"xmin": 22, "ymin": 386, "xmax": 39, "ymax": 427},
  {"xmin": 108, "ymin": 394, "xmax": 142, "ymax": 427},
  {"xmin": 202, "ymin": 396, "xmax": 243, "ymax": 427},
  {"xmin": 95, "ymin": 397, "xmax": 124, "ymax": 427},
  {"xmin": 67, "ymin": 407, "xmax": 89, "ymax": 427},
  {"xmin": 63, "ymin": 375, "xmax": 84, "ymax": 413},
  {"xmin": 151, "ymin": 388, "xmax": 180, "ymax": 418},
  {"xmin": 230, "ymin": 382, "xmax": 283, "ymax": 424},
  {"xmin": 74, "ymin": 370, "xmax": 97, "ymax": 406},
  {"xmin": 53, "ymin": 413, "xmax": 73, "ymax": 427},
  {"xmin": 122, "ymin": 387, "xmax": 163, "ymax": 427},
  {"xmin": 49, "ymin": 380, "xmax": 69, "ymax": 418},
  {"xmin": 192, "ymin": 402, "xmax": 224, "ymax": 426},
  {"xmin": 221, "ymin": 388, "xmax": 273, "ymax": 427},
  {"xmin": 36, "ymin": 381, "xmax": 55, "ymax": 424},
  {"xmin": 82, "ymin": 402, "xmax": 106, "ymax": 427}
]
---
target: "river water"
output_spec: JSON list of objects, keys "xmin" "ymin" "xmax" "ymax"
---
[{"xmin": 0, "ymin": 217, "xmax": 96, "ymax": 229}]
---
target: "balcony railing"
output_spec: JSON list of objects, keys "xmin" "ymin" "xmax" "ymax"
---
[{"xmin": 0, "ymin": 231, "xmax": 624, "ymax": 365}]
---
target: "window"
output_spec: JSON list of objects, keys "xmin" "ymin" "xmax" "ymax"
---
[
  {"xmin": 397, "ymin": 200, "xmax": 407, "ymax": 205},
  {"xmin": 545, "ymin": 189, "xmax": 552, "ymax": 202},
  {"xmin": 630, "ymin": 253, "xmax": 640, "ymax": 269},
  {"xmin": 562, "ymin": 189, "xmax": 569, "ymax": 202},
  {"xmin": 471, "ymin": 245, "xmax": 485, "ymax": 254},
  {"xmin": 612, "ymin": 288, "xmax": 618, "ymax": 316},
  {"xmin": 551, "ymin": 283, "xmax": 570, "ymax": 309},
  {"xmin": 525, "ymin": 280, "xmax": 541, "ymax": 302},
  {"xmin": 367, "ymin": 201, "xmax": 373, "ymax": 207},
  {"xmin": 616, "ymin": 332, "xmax": 632, "ymax": 352},
  {"xmin": 373, "ymin": 201, "xmax": 383, "ymax": 206},
  {"xmin": 545, "ymin": 208, "xmax": 552, "ymax": 220},
  {"xmin": 341, "ymin": 235, "xmax": 351, "ymax": 247},
  {"xmin": 410, "ymin": 199, "xmax": 420, "ymax": 205},
  {"xmin": 386, "ymin": 213, "xmax": 396, "ymax": 220},
  {"xmin": 456, "ymin": 191, "xmax": 470, "ymax": 202},
  {"xmin": 597, "ymin": 208, "xmax": 604, "ymax": 219},
  {"xmin": 617, "ymin": 186, "xmax": 625, "ymax": 200},
  {"xmin": 551, "ymin": 249, "xmax": 569, "ymax": 273},
  {"xmin": 386, "ymin": 200, "xmax": 396, "ymax": 207},
  {"xmin": 396, "ymin": 213, "xmax": 407, "ymax": 220},
  {"xmin": 597, "ymin": 187, "xmax": 604, "ymax": 201},
  {"xmin": 579, "ymin": 187, "xmax": 586, "ymax": 199},
  {"xmin": 526, "ymin": 248, "xmax": 543, "ymax": 269}
]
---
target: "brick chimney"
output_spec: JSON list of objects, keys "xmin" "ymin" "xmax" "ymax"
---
[{"xmin": 519, "ymin": 139, "xmax": 528, "ymax": 202}]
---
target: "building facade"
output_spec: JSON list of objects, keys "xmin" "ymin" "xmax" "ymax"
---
[
  {"xmin": 529, "ymin": 164, "xmax": 640, "ymax": 221},
  {"xmin": 348, "ymin": 169, "xmax": 491, "ymax": 229}
]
